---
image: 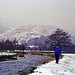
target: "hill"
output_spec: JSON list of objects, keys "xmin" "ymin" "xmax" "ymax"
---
[{"xmin": 0, "ymin": 25, "xmax": 56, "ymax": 43}]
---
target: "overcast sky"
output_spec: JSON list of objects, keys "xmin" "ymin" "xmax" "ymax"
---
[{"xmin": 0, "ymin": 0, "xmax": 75, "ymax": 36}]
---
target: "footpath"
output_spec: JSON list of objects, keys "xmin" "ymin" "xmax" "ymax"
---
[{"xmin": 30, "ymin": 54, "xmax": 75, "ymax": 75}]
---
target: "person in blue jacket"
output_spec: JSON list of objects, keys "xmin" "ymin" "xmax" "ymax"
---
[{"xmin": 54, "ymin": 44, "xmax": 61, "ymax": 64}]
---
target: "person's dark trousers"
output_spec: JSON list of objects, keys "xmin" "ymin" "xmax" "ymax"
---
[{"xmin": 55, "ymin": 54, "xmax": 59, "ymax": 63}]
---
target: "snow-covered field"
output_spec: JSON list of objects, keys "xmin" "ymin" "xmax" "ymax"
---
[
  {"xmin": 0, "ymin": 52, "xmax": 16, "ymax": 56},
  {"xmin": 30, "ymin": 54, "xmax": 75, "ymax": 75}
]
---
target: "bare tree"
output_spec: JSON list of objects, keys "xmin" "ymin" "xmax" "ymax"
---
[{"xmin": 46, "ymin": 28, "xmax": 72, "ymax": 50}]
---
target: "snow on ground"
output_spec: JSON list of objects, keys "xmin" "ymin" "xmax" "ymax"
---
[
  {"xmin": 29, "ymin": 54, "xmax": 75, "ymax": 75},
  {"xmin": 0, "ymin": 52, "xmax": 16, "ymax": 55}
]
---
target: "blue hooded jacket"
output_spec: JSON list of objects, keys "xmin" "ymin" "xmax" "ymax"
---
[{"xmin": 54, "ymin": 44, "xmax": 61, "ymax": 55}]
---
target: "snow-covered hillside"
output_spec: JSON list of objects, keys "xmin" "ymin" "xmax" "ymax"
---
[
  {"xmin": 0, "ymin": 25, "xmax": 56, "ymax": 43},
  {"xmin": 30, "ymin": 54, "xmax": 75, "ymax": 75},
  {"xmin": 0, "ymin": 25, "xmax": 12, "ymax": 34}
]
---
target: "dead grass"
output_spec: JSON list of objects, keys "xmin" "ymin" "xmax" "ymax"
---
[{"xmin": 35, "ymin": 58, "xmax": 54, "ymax": 66}]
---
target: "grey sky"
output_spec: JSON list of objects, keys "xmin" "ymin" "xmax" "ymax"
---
[{"xmin": 0, "ymin": 0, "xmax": 75, "ymax": 36}]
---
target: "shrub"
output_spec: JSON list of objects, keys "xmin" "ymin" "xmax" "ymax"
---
[{"xmin": 17, "ymin": 53, "xmax": 24, "ymax": 57}]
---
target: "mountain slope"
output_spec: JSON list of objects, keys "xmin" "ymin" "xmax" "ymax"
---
[
  {"xmin": 0, "ymin": 25, "xmax": 56, "ymax": 43},
  {"xmin": 0, "ymin": 25, "xmax": 12, "ymax": 34}
]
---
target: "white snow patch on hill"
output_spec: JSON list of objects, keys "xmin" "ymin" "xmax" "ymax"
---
[
  {"xmin": 29, "ymin": 54, "xmax": 75, "ymax": 75},
  {"xmin": 0, "ymin": 25, "xmax": 56, "ymax": 42}
]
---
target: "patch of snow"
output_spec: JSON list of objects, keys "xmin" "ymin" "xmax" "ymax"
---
[
  {"xmin": 0, "ymin": 52, "xmax": 16, "ymax": 56},
  {"xmin": 30, "ymin": 54, "xmax": 75, "ymax": 75}
]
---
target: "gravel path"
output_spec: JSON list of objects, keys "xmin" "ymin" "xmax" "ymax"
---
[{"xmin": 0, "ymin": 54, "xmax": 50, "ymax": 75}]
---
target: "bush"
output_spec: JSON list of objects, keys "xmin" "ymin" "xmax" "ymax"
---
[{"xmin": 17, "ymin": 53, "xmax": 24, "ymax": 57}]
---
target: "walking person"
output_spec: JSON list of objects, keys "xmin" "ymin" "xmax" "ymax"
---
[{"xmin": 54, "ymin": 44, "xmax": 61, "ymax": 64}]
